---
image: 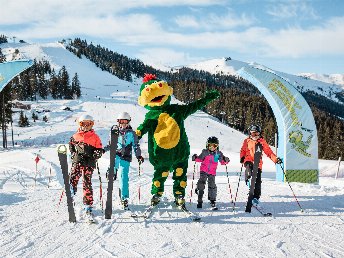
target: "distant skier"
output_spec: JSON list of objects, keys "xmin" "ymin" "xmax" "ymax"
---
[
  {"xmin": 192, "ymin": 136, "xmax": 230, "ymax": 209},
  {"xmin": 69, "ymin": 114, "xmax": 104, "ymax": 221},
  {"xmin": 240, "ymin": 125, "xmax": 282, "ymax": 209},
  {"xmin": 105, "ymin": 112, "xmax": 144, "ymax": 210}
]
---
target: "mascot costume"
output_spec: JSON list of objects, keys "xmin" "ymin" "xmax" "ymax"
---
[{"xmin": 136, "ymin": 73, "xmax": 220, "ymax": 206}]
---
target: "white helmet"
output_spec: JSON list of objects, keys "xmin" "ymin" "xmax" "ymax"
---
[
  {"xmin": 117, "ymin": 112, "xmax": 131, "ymax": 121},
  {"xmin": 78, "ymin": 114, "xmax": 94, "ymax": 122}
]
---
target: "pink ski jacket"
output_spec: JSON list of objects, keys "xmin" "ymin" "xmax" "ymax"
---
[{"xmin": 195, "ymin": 149, "xmax": 228, "ymax": 175}]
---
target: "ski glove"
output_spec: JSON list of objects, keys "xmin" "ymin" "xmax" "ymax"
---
[
  {"xmin": 137, "ymin": 156, "xmax": 144, "ymax": 164},
  {"xmin": 223, "ymin": 156, "xmax": 230, "ymax": 163},
  {"xmin": 93, "ymin": 149, "xmax": 104, "ymax": 159},
  {"xmin": 192, "ymin": 154, "xmax": 197, "ymax": 161},
  {"xmin": 240, "ymin": 156, "xmax": 245, "ymax": 164},
  {"xmin": 75, "ymin": 143, "xmax": 85, "ymax": 155},
  {"xmin": 276, "ymin": 157, "xmax": 282, "ymax": 164}
]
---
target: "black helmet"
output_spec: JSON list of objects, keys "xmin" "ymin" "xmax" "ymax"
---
[
  {"xmin": 207, "ymin": 136, "xmax": 219, "ymax": 145},
  {"xmin": 249, "ymin": 125, "xmax": 261, "ymax": 133}
]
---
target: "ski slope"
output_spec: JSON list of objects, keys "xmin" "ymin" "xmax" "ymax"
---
[{"xmin": 1, "ymin": 42, "xmax": 344, "ymax": 258}]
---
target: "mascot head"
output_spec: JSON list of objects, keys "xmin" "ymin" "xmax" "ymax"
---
[{"xmin": 138, "ymin": 73, "xmax": 173, "ymax": 109}]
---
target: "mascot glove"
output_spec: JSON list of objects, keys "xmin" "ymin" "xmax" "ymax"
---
[
  {"xmin": 135, "ymin": 129, "xmax": 142, "ymax": 137},
  {"xmin": 205, "ymin": 90, "xmax": 220, "ymax": 99}
]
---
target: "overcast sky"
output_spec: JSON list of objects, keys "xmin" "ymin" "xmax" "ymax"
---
[{"xmin": 1, "ymin": 0, "xmax": 343, "ymax": 74}]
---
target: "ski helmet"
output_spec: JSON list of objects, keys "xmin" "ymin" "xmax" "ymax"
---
[
  {"xmin": 78, "ymin": 114, "xmax": 94, "ymax": 122},
  {"xmin": 249, "ymin": 124, "xmax": 261, "ymax": 133},
  {"xmin": 117, "ymin": 112, "xmax": 131, "ymax": 121},
  {"xmin": 207, "ymin": 136, "xmax": 219, "ymax": 146}
]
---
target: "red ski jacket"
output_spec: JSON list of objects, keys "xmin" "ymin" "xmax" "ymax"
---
[{"xmin": 240, "ymin": 137, "xmax": 277, "ymax": 170}]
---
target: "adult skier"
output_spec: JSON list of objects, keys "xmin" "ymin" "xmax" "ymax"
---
[
  {"xmin": 240, "ymin": 124, "xmax": 282, "ymax": 210},
  {"xmin": 192, "ymin": 136, "xmax": 230, "ymax": 209},
  {"xmin": 69, "ymin": 114, "xmax": 104, "ymax": 221},
  {"xmin": 106, "ymin": 112, "xmax": 144, "ymax": 209}
]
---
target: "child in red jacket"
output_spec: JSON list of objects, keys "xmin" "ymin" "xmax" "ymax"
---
[
  {"xmin": 240, "ymin": 125, "xmax": 281, "ymax": 210},
  {"xmin": 69, "ymin": 114, "xmax": 104, "ymax": 221},
  {"xmin": 192, "ymin": 136, "xmax": 229, "ymax": 209}
]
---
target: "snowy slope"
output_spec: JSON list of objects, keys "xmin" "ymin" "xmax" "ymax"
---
[
  {"xmin": 187, "ymin": 57, "xmax": 344, "ymax": 104},
  {"xmin": 1, "ymin": 42, "xmax": 344, "ymax": 258}
]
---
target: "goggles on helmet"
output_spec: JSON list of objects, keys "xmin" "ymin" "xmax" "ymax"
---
[
  {"xmin": 207, "ymin": 143, "xmax": 218, "ymax": 148},
  {"xmin": 79, "ymin": 121, "xmax": 94, "ymax": 127},
  {"xmin": 118, "ymin": 119, "xmax": 130, "ymax": 124}
]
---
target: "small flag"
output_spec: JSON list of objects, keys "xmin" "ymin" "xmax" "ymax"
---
[{"xmin": 35, "ymin": 155, "xmax": 40, "ymax": 164}]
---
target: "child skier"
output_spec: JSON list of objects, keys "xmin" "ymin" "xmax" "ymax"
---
[
  {"xmin": 192, "ymin": 136, "xmax": 230, "ymax": 209},
  {"xmin": 240, "ymin": 124, "xmax": 282, "ymax": 212},
  {"xmin": 107, "ymin": 112, "xmax": 144, "ymax": 210},
  {"xmin": 69, "ymin": 114, "xmax": 104, "ymax": 221}
]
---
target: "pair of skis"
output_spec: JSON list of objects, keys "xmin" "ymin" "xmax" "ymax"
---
[{"xmin": 132, "ymin": 202, "xmax": 201, "ymax": 222}]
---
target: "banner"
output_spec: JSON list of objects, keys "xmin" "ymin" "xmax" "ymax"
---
[
  {"xmin": 238, "ymin": 65, "xmax": 318, "ymax": 183},
  {"xmin": 0, "ymin": 60, "xmax": 33, "ymax": 92}
]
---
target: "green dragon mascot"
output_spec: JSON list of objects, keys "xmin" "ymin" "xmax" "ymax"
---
[{"xmin": 136, "ymin": 73, "xmax": 220, "ymax": 206}]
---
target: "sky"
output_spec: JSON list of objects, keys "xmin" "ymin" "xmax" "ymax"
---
[{"xmin": 0, "ymin": 0, "xmax": 343, "ymax": 75}]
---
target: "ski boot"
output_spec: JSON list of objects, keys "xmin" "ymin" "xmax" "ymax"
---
[
  {"xmin": 252, "ymin": 198, "xmax": 260, "ymax": 207},
  {"xmin": 175, "ymin": 195, "xmax": 186, "ymax": 208},
  {"xmin": 121, "ymin": 199, "xmax": 129, "ymax": 210},
  {"xmin": 151, "ymin": 194, "xmax": 161, "ymax": 206},
  {"xmin": 196, "ymin": 201, "xmax": 202, "ymax": 209},
  {"xmin": 84, "ymin": 205, "xmax": 95, "ymax": 223},
  {"xmin": 210, "ymin": 200, "xmax": 218, "ymax": 210}
]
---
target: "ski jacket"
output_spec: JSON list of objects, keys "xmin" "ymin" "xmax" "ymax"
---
[
  {"xmin": 69, "ymin": 129, "xmax": 103, "ymax": 168},
  {"xmin": 108, "ymin": 125, "xmax": 142, "ymax": 162},
  {"xmin": 195, "ymin": 149, "xmax": 228, "ymax": 175},
  {"xmin": 240, "ymin": 136, "xmax": 277, "ymax": 170}
]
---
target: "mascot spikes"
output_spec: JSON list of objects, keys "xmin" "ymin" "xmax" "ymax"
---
[{"xmin": 136, "ymin": 73, "xmax": 220, "ymax": 204}]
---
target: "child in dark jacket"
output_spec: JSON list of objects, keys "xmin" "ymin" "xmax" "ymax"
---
[
  {"xmin": 69, "ymin": 114, "xmax": 104, "ymax": 220},
  {"xmin": 192, "ymin": 136, "xmax": 229, "ymax": 209}
]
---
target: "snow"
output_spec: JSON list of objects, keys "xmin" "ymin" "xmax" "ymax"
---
[{"xmin": 1, "ymin": 43, "xmax": 344, "ymax": 258}]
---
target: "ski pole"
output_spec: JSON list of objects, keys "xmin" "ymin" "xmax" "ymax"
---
[
  {"xmin": 232, "ymin": 163, "xmax": 244, "ymax": 212},
  {"xmin": 138, "ymin": 161, "xmax": 142, "ymax": 203},
  {"xmin": 279, "ymin": 162, "xmax": 304, "ymax": 212},
  {"xmin": 189, "ymin": 161, "xmax": 197, "ymax": 204},
  {"xmin": 225, "ymin": 164, "xmax": 233, "ymax": 204},
  {"xmin": 96, "ymin": 162, "xmax": 104, "ymax": 212},
  {"xmin": 57, "ymin": 189, "xmax": 65, "ymax": 209}
]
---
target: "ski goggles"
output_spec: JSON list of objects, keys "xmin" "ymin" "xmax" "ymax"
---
[
  {"xmin": 79, "ymin": 121, "xmax": 94, "ymax": 127},
  {"xmin": 117, "ymin": 119, "xmax": 130, "ymax": 124},
  {"xmin": 207, "ymin": 143, "xmax": 218, "ymax": 148},
  {"xmin": 250, "ymin": 131, "xmax": 260, "ymax": 136}
]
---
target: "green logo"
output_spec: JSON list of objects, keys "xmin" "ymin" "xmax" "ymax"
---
[{"xmin": 288, "ymin": 129, "xmax": 313, "ymax": 157}]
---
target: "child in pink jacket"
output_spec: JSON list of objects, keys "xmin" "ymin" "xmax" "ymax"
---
[{"xmin": 192, "ymin": 136, "xmax": 229, "ymax": 209}]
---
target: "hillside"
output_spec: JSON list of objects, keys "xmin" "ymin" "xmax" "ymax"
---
[{"xmin": 187, "ymin": 57, "xmax": 344, "ymax": 104}]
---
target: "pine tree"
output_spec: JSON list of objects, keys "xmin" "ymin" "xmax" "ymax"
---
[
  {"xmin": 18, "ymin": 111, "xmax": 30, "ymax": 127},
  {"xmin": 0, "ymin": 48, "xmax": 6, "ymax": 63},
  {"xmin": 71, "ymin": 73, "xmax": 81, "ymax": 98}
]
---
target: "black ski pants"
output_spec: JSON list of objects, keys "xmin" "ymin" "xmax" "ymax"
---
[{"xmin": 196, "ymin": 172, "xmax": 217, "ymax": 203}]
